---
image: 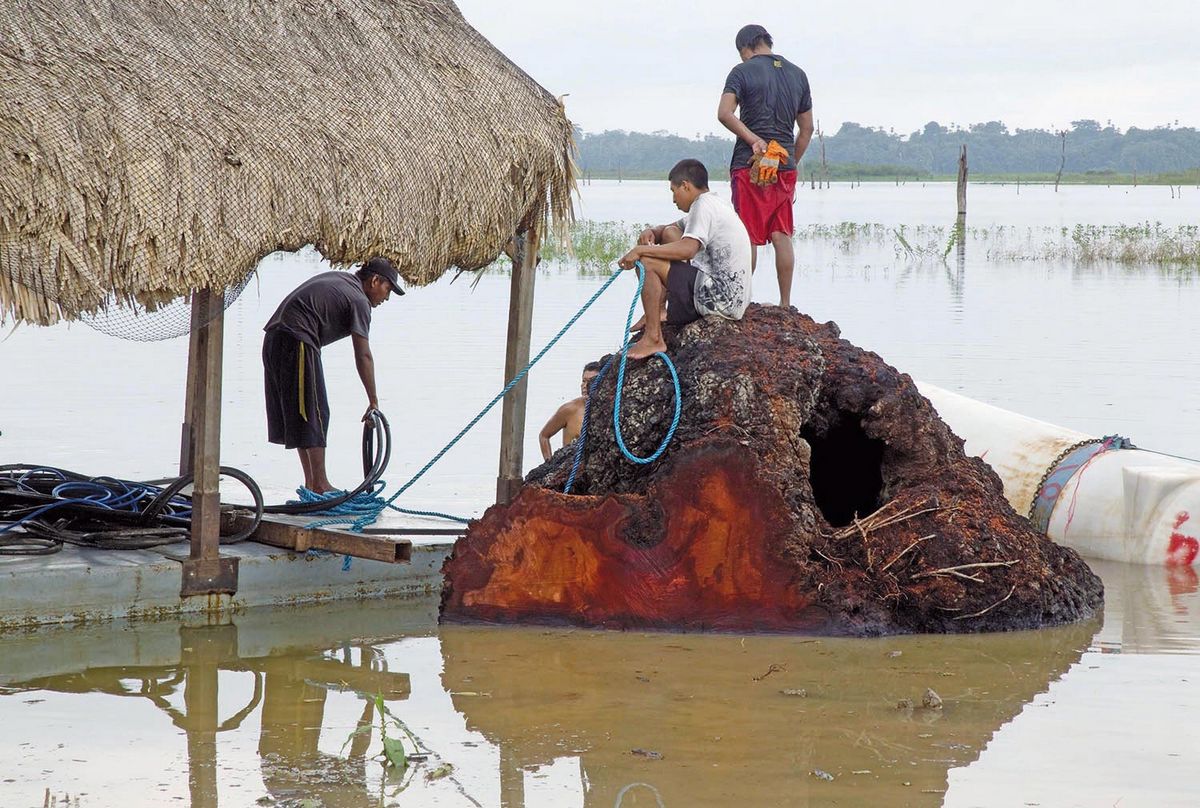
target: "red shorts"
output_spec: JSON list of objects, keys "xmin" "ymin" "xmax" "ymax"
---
[{"xmin": 730, "ymin": 168, "xmax": 797, "ymax": 246}]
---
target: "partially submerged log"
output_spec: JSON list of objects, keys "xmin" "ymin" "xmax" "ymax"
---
[{"xmin": 442, "ymin": 305, "xmax": 1103, "ymax": 634}]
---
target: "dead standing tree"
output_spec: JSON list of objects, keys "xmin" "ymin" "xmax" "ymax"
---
[
  {"xmin": 956, "ymin": 144, "xmax": 968, "ymax": 222},
  {"xmin": 816, "ymin": 120, "xmax": 829, "ymax": 188},
  {"xmin": 1054, "ymin": 130, "xmax": 1067, "ymax": 192}
]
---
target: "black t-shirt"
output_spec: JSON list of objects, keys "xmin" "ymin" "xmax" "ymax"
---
[
  {"xmin": 263, "ymin": 271, "xmax": 372, "ymax": 349},
  {"xmin": 723, "ymin": 54, "xmax": 812, "ymax": 172}
]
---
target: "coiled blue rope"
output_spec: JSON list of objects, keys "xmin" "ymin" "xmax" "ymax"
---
[
  {"xmin": 565, "ymin": 262, "xmax": 682, "ymax": 491},
  {"xmin": 612, "ymin": 264, "xmax": 681, "ymax": 465},
  {"xmin": 306, "ymin": 267, "xmax": 628, "ymax": 532}
]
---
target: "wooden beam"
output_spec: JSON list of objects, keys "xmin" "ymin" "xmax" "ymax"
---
[
  {"xmin": 181, "ymin": 289, "xmax": 238, "ymax": 596},
  {"xmin": 179, "ymin": 303, "xmax": 202, "ymax": 475},
  {"xmin": 496, "ymin": 227, "xmax": 538, "ymax": 505},
  {"xmin": 228, "ymin": 513, "xmax": 414, "ymax": 564}
]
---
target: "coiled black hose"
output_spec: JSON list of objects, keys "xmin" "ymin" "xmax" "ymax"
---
[{"xmin": 0, "ymin": 411, "xmax": 391, "ymax": 554}]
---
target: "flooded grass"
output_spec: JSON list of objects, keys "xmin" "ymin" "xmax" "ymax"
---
[
  {"xmin": 799, "ymin": 221, "xmax": 1200, "ymax": 267},
  {"xmin": 483, "ymin": 220, "xmax": 643, "ymax": 277},
  {"xmin": 482, "ymin": 220, "xmax": 1200, "ymax": 277}
]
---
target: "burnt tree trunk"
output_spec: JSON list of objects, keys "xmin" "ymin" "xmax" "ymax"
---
[{"xmin": 442, "ymin": 307, "xmax": 1103, "ymax": 635}]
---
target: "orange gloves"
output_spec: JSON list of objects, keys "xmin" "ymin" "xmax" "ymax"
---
[{"xmin": 750, "ymin": 140, "xmax": 789, "ymax": 185}]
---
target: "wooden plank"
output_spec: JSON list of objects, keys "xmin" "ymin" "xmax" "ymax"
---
[
  {"xmin": 230, "ymin": 513, "xmax": 413, "ymax": 563},
  {"xmin": 496, "ymin": 226, "xmax": 538, "ymax": 505},
  {"xmin": 182, "ymin": 289, "xmax": 238, "ymax": 596},
  {"xmin": 361, "ymin": 527, "xmax": 463, "ymax": 536}
]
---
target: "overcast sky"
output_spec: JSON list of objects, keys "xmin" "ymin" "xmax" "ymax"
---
[{"xmin": 455, "ymin": 0, "xmax": 1199, "ymax": 138}]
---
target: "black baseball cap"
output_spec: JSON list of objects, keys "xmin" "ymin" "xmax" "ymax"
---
[
  {"xmin": 362, "ymin": 256, "xmax": 405, "ymax": 295},
  {"xmin": 735, "ymin": 24, "xmax": 772, "ymax": 50}
]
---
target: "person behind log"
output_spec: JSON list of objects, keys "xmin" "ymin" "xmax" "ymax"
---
[
  {"xmin": 262, "ymin": 257, "xmax": 403, "ymax": 493},
  {"xmin": 717, "ymin": 24, "xmax": 814, "ymax": 308},
  {"xmin": 538, "ymin": 361, "xmax": 603, "ymax": 461},
  {"xmin": 617, "ymin": 159, "xmax": 752, "ymax": 360}
]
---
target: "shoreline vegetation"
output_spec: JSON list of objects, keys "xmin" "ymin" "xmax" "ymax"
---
[
  {"xmin": 575, "ymin": 122, "xmax": 1200, "ymax": 184},
  {"xmin": 578, "ymin": 166, "xmax": 1200, "ymax": 186},
  {"xmin": 483, "ymin": 220, "xmax": 1200, "ymax": 274}
]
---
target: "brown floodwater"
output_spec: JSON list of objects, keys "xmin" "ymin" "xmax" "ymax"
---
[{"xmin": 0, "ymin": 558, "xmax": 1196, "ymax": 808}]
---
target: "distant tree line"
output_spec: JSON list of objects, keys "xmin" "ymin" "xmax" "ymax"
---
[{"xmin": 576, "ymin": 121, "xmax": 1200, "ymax": 178}]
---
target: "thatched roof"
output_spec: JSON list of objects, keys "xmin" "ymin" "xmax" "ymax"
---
[{"xmin": 0, "ymin": 0, "xmax": 575, "ymax": 325}]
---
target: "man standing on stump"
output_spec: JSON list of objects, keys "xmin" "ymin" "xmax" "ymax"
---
[
  {"xmin": 718, "ymin": 24, "xmax": 813, "ymax": 309},
  {"xmin": 262, "ymin": 257, "xmax": 403, "ymax": 493}
]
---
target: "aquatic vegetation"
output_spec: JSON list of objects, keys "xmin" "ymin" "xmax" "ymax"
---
[
  {"xmin": 803, "ymin": 221, "xmax": 1200, "ymax": 267},
  {"xmin": 480, "ymin": 219, "xmax": 1199, "ymax": 279},
  {"xmin": 342, "ymin": 695, "xmax": 430, "ymax": 791},
  {"xmin": 483, "ymin": 220, "xmax": 643, "ymax": 278}
]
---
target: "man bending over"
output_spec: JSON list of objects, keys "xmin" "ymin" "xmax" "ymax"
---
[
  {"xmin": 617, "ymin": 159, "xmax": 752, "ymax": 359},
  {"xmin": 262, "ymin": 257, "xmax": 403, "ymax": 493}
]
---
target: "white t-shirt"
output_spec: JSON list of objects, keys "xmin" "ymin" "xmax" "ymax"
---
[{"xmin": 677, "ymin": 193, "xmax": 752, "ymax": 319}]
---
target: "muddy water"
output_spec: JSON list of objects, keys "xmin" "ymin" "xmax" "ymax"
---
[
  {"xmin": 0, "ymin": 559, "xmax": 1195, "ymax": 807},
  {"xmin": 1, "ymin": 183, "xmax": 1198, "ymax": 805},
  {"xmin": 1, "ymin": 183, "xmax": 1197, "ymax": 521}
]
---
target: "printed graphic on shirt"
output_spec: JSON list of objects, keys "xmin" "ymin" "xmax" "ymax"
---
[{"xmin": 678, "ymin": 194, "xmax": 753, "ymax": 319}]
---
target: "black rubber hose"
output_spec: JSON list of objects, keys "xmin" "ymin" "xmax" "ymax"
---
[
  {"xmin": 263, "ymin": 409, "xmax": 392, "ymax": 515},
  {"xmin": 141, "ymin": 465, "xmax": 264, "ymax": 543},
  {"xmin": 0, "ymin": 464, "xmax": 264, "ymax": 549}
]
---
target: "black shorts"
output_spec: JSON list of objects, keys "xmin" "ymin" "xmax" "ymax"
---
[
  {"xmin": 263, "ymin": 329, "xmax": 330, "ymax": 449},
  {"xmin": 666, "ymin": 261, "xmax": 701, "ymax": 326}
]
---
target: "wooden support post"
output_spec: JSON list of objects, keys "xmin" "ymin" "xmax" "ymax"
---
[
  {"xmin": 956, "ymin": 144, "xmax": 968, "ymax": 221},
  {"xmin": 179, "ymin": 302, "xmax": 202, "ymax": 475},
  {"xmin": 180, "ymin": 288, "xmax": 238, "ymax": 597},
  {"xmin": 496, "ymin": 227, "xmax": 538, "ymax": 505}
]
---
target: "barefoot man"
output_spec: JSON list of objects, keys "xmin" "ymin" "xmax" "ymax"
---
[
  {"xmin": 717, "ymin": 24, "xmax": 813, "ymax": 308},
  {"xmin": 617, "ymin": 159, "xmax": 752, "ymax": 359},
  {"xmin": 262, "ymin": 257, "xmax": 403, "ymax": 493},
  {"xmin": 538, "ymin": 361, "xmax": 603, "ymax": 461}
]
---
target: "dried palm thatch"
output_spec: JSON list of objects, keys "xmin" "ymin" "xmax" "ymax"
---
[{"xmin": 0, "ymin": 0, "xmax": 576, "ymax": 325}]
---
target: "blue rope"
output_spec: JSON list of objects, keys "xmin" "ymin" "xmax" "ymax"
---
[
  {"xmin": 305, "ymin": 268, "xmax": 628, "ymax": 532},
  {"xmin": 564, "ymin": 262, "xmax": 682, "ymax": 488},
  {"xmin": 612, "ymin": 264, "xmax": 682, "ymax": 465},
  {"xmin": 563, "ymin": 354, "xmax": 615, "ymax": 494}
]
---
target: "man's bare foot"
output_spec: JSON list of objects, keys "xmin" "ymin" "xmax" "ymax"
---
[
  {"xmin": 309, "ymin": 482, "xmax": 338, "ymax": 495},
  {"xmin": 629, "ymin": 311, "xmax": 669, "ymax": 332},
  {"xmin": 626, "ymin": 336, "xmax": 667, "ymax": 360}
]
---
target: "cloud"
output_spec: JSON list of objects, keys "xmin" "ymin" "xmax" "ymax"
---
[{"xmin": 456, "ymin": 0, "xmax": 1200, "ymax": 135}]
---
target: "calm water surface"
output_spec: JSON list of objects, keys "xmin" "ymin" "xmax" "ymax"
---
[
  {"xmin": 1, "ymin": 183, "xmax": 1198, "ymax": 805},
  {"xmin": 0, "ymin": 560, "xmax": 1196, "ymax": 807},
  {"xmin": 0, "ymin": 182, "xmax": 1196, "ymax": 516}
]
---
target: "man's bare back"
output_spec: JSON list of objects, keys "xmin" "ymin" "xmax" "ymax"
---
[
  {"xmin": 539, "ymin": 366, "xmax": 601, "ymax": 461},
  {"xmin": 539, "ymin": 397, "xmax": 586, "ymax": 460}
]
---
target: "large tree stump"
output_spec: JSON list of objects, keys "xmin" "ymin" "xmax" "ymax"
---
[{"xmin": 442, "ymin": 305, "xmax": 1103, "ymax": 634}]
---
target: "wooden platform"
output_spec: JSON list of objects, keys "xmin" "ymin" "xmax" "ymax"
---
[{"xmin": 0, "ymin": 521, "xmax": 460, "ymax": 629}]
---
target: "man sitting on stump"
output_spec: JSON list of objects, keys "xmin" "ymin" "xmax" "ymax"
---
[
  {"xmin": 618, "ymin": 159, "xmax": 752, "ymax": 359},
  {"xmin": 262, "ymin": 257, "xmax": 403, "ymax": 493}
]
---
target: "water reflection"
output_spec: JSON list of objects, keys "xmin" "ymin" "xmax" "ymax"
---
[
  {"xmin": 3, "ymin": 560, "xmax": 1199, "ymax": 807},
  {"xmin": 439, "ymin": 622, "xmax": 1096, "ymax": 807},
  {"xmin": 0, "ymin": 598, "xmax": 439, "ymax": 808}
]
